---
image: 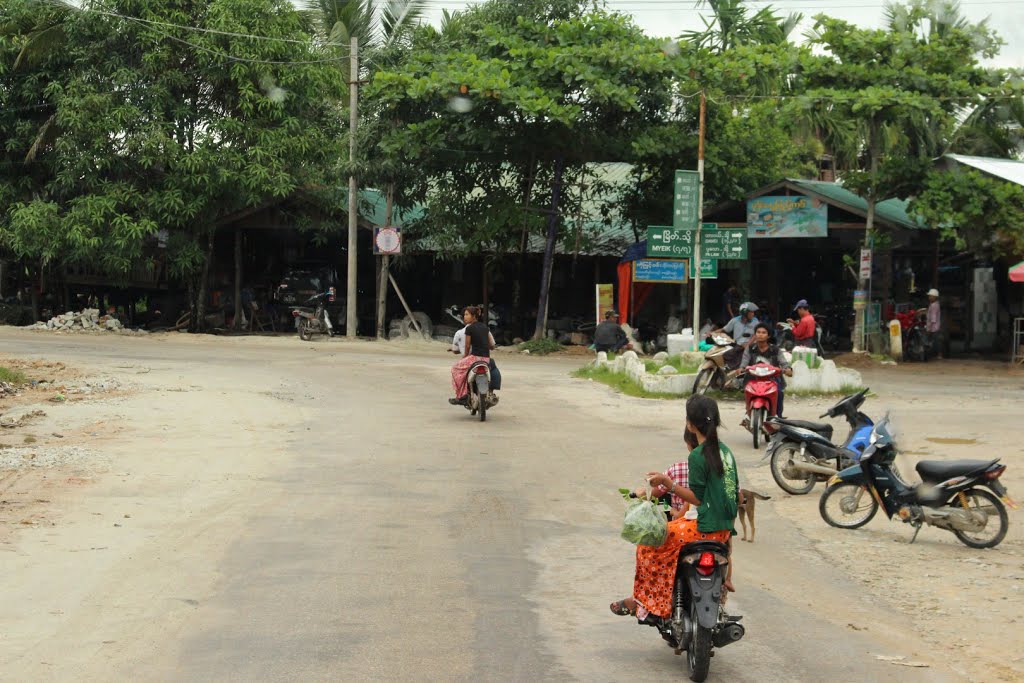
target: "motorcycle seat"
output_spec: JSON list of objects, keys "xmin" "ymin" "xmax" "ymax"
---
[
  {"xmin": 770, "ymin": 418, "xmax": 833, "ymax": 439},
  {"xmin": 915, "ymin": 458, "xmax": 1000, "ymax": 483}
]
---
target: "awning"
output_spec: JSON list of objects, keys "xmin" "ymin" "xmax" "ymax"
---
[{"xmin": 1011, "ymin": 261, "xmax": 1024, "ymax": 283}]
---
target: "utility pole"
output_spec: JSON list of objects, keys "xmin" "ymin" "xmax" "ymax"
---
[
  {"xmin": 691, "ymin": 90, "xmax": 706, "ymax": 351},
  {"xmin": 346, "ymin": 36, "xmax": 359, "ymax": 339},
  {"xmin": 376, "ymin": 183, "xmax": 393, "ymax": 339}
]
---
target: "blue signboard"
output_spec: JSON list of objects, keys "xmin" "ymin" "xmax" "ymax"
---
[
  {"xmin": 634, "ymin": 259, "xmax": 688, "ymax": 283},
  {"xmin": 747, "ymin": 195, "xmax": 828, "ymax": 238}
]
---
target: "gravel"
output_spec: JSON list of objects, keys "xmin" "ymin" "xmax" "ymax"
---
[{"xmin": 0, "ymin": 445, "xmax": 99, "ymax": 470}]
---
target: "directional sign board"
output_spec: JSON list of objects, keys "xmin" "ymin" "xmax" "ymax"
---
[
  {"xmin": 646, "ymin": 224, "xmax": 747, "ymax": 260},
  {"xmin": 700, "ymin": 229, "xmax": 747, "ymax": 260},
  {"xmin": 688, "ymin": 257, "xmax": 718, "ymax": 279},
  {"xmin": 634, "ymin": 259, "xmax": 688, "ymax": 283},
  {"xmin": 647, "ymin": 225, "xmax": 694, "ymax": 257},
  {"xmin": 673, "ymin": 170, "xmax": 700, "ymax": 230}
]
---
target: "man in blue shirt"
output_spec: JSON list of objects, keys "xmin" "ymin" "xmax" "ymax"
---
[{"xmin": 716, "ymin": 302, "xmax": 760, "ymax": 369}]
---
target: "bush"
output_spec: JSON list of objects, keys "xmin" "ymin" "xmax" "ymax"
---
[
  {"xmin": 518, "ymin": 338, "xmax": 563, "ymax": 355},
  {"xmin": 0, "ymin": 367, "xmax": 27, "ymax": 385}
]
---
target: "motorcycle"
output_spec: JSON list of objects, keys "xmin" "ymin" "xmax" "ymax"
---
[
  {"xmin": 740, "ymin": 363, "xmax": 782, "ymax": 449},
  {"xmin": 292, "ymin": 289, "xmax": 336, "ymax": 341},
  {"xmin": 692, "ymin": 333, "xmax": 742, "ymax": 395},
  {"xmin": 776, "ymin": 320, "xmax": 825, "ymax": 356},
  {"xmin": 820, "ymin": 415, "xmax": 1017, "ymax": 548},
  {"xmin": 460, "ymin": 359, "xmax": 498, "ymax": 422},
  {"xmin": 763, "ymin": 388, "xmax": 875, "ymax": 495},
  {"xmin": 896, "ymin": 308, "xmax": 928, "ymax": 362},
  {"xmin": 637, "ymin": 540, "xmax": 745, "ymax": 682}
]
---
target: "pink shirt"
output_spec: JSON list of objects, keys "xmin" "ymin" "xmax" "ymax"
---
[{"xmin": 927, "ymin": 301, "xmax": 941, "ymax": 333}]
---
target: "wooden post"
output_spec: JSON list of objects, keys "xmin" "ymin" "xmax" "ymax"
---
[
  {"xmin": 388, "ymin": 272, "xmax": 421, "ymax": 335},
  {"xmin": 233, "ymin": 226, "xmax": 242, "ymax": 331},
  {"xmin": 376, "ymin": 184, "xmax": 393, "ymax": 339}
]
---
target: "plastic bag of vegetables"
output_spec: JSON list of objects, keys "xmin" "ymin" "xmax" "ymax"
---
[{"xmin": 619, "ymin": 488, "xmax": 668, "ymax": 547}]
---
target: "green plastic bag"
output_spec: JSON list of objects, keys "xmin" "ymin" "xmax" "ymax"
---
[{"xmin": 620, "ymin": 498, "xmax": 668, "ymax": 547}]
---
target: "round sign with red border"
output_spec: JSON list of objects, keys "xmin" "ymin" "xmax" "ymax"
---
[{"xmin": 375, "ymin": 227, "xmax": 401, "ymax": 254}]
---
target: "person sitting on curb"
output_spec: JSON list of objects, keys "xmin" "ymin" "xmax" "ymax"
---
[{"xmin": 594, "ymin": 310, "xmax": 632, "ymax": 353}]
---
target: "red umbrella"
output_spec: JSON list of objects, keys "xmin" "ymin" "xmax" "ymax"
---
[{"xmin": 1012, "ymin": 261, "xmax": 1024, "ymax": 283}]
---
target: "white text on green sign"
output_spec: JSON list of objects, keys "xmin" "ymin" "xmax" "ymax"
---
[{"xmin": 673, "ymin": 170, "xmax": 700, "ymax": 230}]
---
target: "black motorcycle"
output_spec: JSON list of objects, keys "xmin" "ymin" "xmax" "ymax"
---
[
  {"xmin": 820, "ymin": 415, "xmax": 1016, "ymax": 548},
  {"xmin": 763, "ymin": 389, "xmax": 875, "ymax": 495},
  {"xmin": 638, "ymin": 541, "xmax": 745, "ymax": 682},
  {"xmin": 460, "ymin": 359, "xmax": 498, "ymax": 422},
  {"xmin": 292, "ymin": 289, "xmax": 336, "ymax": 341}
]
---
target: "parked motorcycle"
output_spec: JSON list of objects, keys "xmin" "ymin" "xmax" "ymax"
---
[
  {"xmin": 459, "ymin": 359, "xmax": 498, "ymax": 422},
  {"xmin": 292, "ymin": 289, "xmax": 336, "ymax": 341},
  {"xmin": 896, "ymin": 308, "xmax": 928, "ymax": 362},
  {"xmin": 692, "ymin": 333, "xmax": 742, "ymax": 395},
  {"xmin": 637, "ymin": 540, "xmax": 745, "ymax": 681},
  {"xmin": 763, "ymin": 388, "xmax": 875, "ymax": 495},
  {"xmin": 776, "ymin": 321, "xmax": 825, "ymax": 356},
  {"xmin": 820, "ymin": 415, "xmax": 1017, "ymax": 548},
  {"xmin": 740, "ymin": 363, "xmax": 782, "ymax": 449}
]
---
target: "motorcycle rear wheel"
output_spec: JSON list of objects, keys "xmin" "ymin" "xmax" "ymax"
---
[
  {"xmin": 819, "ymin": 482, "xmax": 878, "ymax": 529},
  {"xmin": 686, "ymin": 623, "xmax": 712, "ymax": 682},
  {"xmin": 951, "ymin": 488, "xmax": 1008, "ymax": 549},
  {"xmin": 769, "ymin": 443, "xmax": 817, "ymax": 495},
  {"xmin": 298, "ymin": 319, "xmax": 313, "ymax": 341}
]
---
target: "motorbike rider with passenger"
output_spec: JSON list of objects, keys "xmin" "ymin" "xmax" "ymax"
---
[
  {"xmin": 448, "ymin": 306, "xmax": 496, "ymax": 406},
  {"xmin": 740, "ymin": 323, "xmax": 792, "ymax": 418},
  {"xmin": 450, "ymin": 319, "xmax": 502, "ymax": 394},
  {"xmin": 713, "ymin": 302, "xmax": 760, "ymax": 369}
]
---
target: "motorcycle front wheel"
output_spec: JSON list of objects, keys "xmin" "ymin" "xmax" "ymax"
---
[
  {"xmin": 751, "ymin": 408, "xmax": 764, "ymax": 449},
  {"xmin": 819, "ymin": 482, "xmax": 878, "ymax": 529},
  {"xmin": 692, "ymin": 368, "xmax": 718, "ymax": 396},
  {"xmin": 686, "ymin": 623, "xmax": 712, "ymax": 682},
  {"xmin": 951, "ymin": 488, "xmax": 1008, "ymax": 549},
  {"xmin": 298, "ymin": 319, "xmax": 314, "ymax": 341},
  {"xmin": 770, "ymin": 443, "xmax": 817, "ymax": 495}
]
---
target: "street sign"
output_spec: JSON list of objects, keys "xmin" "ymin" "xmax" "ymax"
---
[
  {"xmin": 646, "ymin": 225, "xmax": 747, "ymax": 260},
  {"xmin": 634, "ymin": 259, "xmax": 687, "ymax": 283},
  {"xmin": 688, "ymin": 257, "xmax": 718, "ymax": 279},
  {"xmin": 647, "ymin": 225, "xmax": 694, "ymax": 257},
  {"xmin": 699, "ymin": 229, "xmax": 747, "ymax": 260},
  {"xmin": 859, "ymin": 248, "xmax": 872, "ymax": 280},
  {"xmin": 673, "ymin": 170, "xmax": 700, "ymax": 230},
  {"xmin": 373, "ymin": 226, "xmax": 401, "ymax": 255}
]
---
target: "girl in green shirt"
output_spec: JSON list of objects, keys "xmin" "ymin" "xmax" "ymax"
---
[{"xmin": 647, "ymin": 394, "xmax": 739, "ymax": 595}]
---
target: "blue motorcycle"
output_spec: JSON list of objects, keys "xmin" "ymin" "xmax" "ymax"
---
[{"xmin": 762, "ymin": 388, "xmax": 874, "ymax": 495}]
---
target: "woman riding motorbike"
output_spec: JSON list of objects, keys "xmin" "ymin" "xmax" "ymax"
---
[
  {"xmin": 448, "ymin": 306, "xmax": 494, "ymax": 405},
  {"xmin": 610, "ymin": 395, "xmax": 740, "ymax": 620}
]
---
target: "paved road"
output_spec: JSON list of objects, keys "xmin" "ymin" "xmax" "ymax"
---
[{"xmin": 0, "ymin": 332, "xmax": 965, "ymax": 681}]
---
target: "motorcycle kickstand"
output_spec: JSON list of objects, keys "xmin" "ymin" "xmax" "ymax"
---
[{"xmin": 909, "ymin": 523, "xmax": 922, "ymax": 544}]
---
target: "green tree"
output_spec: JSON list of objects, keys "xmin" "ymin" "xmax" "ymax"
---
[
  {"xmin": 1, "ymin": 0, "xmax": 347, "ymax": 329},
  {"xmin": 796, "ymin": 11, "xmax": 1001, "ymax": 348},
  {"xmin": 682, "ymin": 0, "xmax": 802, "ymax": 51},
  {"xmin": 910, "ymin": 169, "xmax": 1024, "ymax": 257},
  {"xmin": 370, "ymin": 0, "xmax": 680, "ymax": 338}
]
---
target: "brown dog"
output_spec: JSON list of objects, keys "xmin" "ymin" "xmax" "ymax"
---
[{"xmin": 737, "ymin": 489, "xmax": 771, "ymax": 542}]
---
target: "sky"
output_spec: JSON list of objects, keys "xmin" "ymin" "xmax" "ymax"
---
[{"xmin": 420, "ymin": 0, "xmax": 1024, "ymax": 69}]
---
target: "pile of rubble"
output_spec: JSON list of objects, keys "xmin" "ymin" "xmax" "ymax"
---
[{"xmin": 33, "ymin": 308, "xmax": 124, "ymax": 332}]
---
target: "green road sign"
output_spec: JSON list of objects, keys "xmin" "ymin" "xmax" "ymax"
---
[
  {"xmin": 673, "ymin": 170, "xmax": 700, "ymax": 230},
  {"xmin": 699, "ymin": 229, "xmax": 747, "ymax": 260},
  {"xmin": 647, "ymin": 225, "xmax": 694, "ymax": 257},
  {"xmin": 688, "ymin": 257, "xmax": 718, "ymax": 279}
]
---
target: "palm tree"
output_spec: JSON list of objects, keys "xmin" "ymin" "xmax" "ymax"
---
[
  {"xmin": 681, "ymin": 0, "xmax": 802, "ymax": 52},
  {"xmin": 302, "ymin": 0, "xmax": 426, "ymax": 61}
]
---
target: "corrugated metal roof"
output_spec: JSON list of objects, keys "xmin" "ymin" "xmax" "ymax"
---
[
  {"xmin": 943, "ymin": 154, "xmax": 1024, "ymax": 186},
  {"xmin": 786, "ymin": 179, "xmax": 926, "ymax": 231}
]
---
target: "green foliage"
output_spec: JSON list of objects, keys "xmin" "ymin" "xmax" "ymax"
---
[
  {"xmin": 1, "ymin": 0, "xmax": 347, "ymax": 289},
  {"xmin": 910, "ymin": 169, "xmax": 1024, "ymax": 256},
  {"xmin": 519, "ymin": 337, "xmax": 564, "ymax": 355},
  {"xmin": 0, "ymin": 367, "xmax": 28, "ymax": 384},
  {"xmin": 571, "ymin": 365, "xmax": 684, "ymax": 399},
  {"xmin": 644, "ymin": 356, "xmax": 701, "ymax": 374}
]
